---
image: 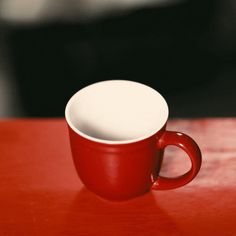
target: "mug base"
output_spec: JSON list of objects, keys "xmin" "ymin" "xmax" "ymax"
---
[{"xmin": 85, "ymin": 186, "xmax": 151, "ymax": 202}]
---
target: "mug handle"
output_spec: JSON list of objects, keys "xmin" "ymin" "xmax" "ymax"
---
[{"xmin": 152, "ymin": 131, "xmax": 202, "ymax": 190}]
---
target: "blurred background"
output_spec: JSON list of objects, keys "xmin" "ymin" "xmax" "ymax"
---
[{"xmin": 0, "ymin": 0, "xmax": 235, "ymax": 118}]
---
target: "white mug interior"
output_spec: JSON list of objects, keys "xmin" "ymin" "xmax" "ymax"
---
[{"xmin": 65, "ymin": 80, "xmax": 169, "ymax": 144}]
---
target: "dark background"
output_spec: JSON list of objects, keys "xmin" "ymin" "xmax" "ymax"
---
[{"xmin": 1, "ymin": 0, "xmax": 236, "ymax": 117}]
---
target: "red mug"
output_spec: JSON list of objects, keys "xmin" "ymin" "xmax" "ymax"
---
[{"xmin": 65, "ymin": 80, "xmax": 202, "ymax": 201}]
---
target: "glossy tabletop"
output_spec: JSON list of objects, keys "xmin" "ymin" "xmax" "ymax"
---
[{"xmin": 0, "ymin": 119, "xmax": 236, "ymax": 235}]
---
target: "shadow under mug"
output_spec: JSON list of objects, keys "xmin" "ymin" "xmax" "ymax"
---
[{"xmin": 65, "ymin": 80, "xmax": 202, "ymax": 201}]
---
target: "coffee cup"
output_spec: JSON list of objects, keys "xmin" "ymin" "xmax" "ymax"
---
[{"xmin": 65, "ymin": 80, "xmax": 201, "ymax": 201}]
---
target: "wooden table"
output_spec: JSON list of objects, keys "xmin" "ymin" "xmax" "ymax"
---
[{"xmin": 0, "ymin": 119, "xmax": 235, "ymax": 235}]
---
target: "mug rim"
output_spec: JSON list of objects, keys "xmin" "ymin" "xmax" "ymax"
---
[{"xmin": 65, "ymin": 80, "xmax": 169, "ymax": 144}]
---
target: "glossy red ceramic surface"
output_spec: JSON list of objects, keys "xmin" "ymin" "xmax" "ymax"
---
[
  {"xmin": 154, "ymin": 130, "xmax": 202, "ymax": 190},
  {"xmin": 68, "ymin": 124, "xmax": 201, "ymax": 200},
  {"xmin": 0, "ymin": 119, "xmax": 236, "ymax": 235}
]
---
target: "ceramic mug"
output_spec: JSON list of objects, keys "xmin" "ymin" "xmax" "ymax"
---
[{"xmin": 65, "ymin": 80, "xmax": 202, "ymax": 201}]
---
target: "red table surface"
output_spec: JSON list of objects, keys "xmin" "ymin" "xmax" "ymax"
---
[{"xmin": 0, "ymin": 118, "xmax": 236, "ymax": 236}]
